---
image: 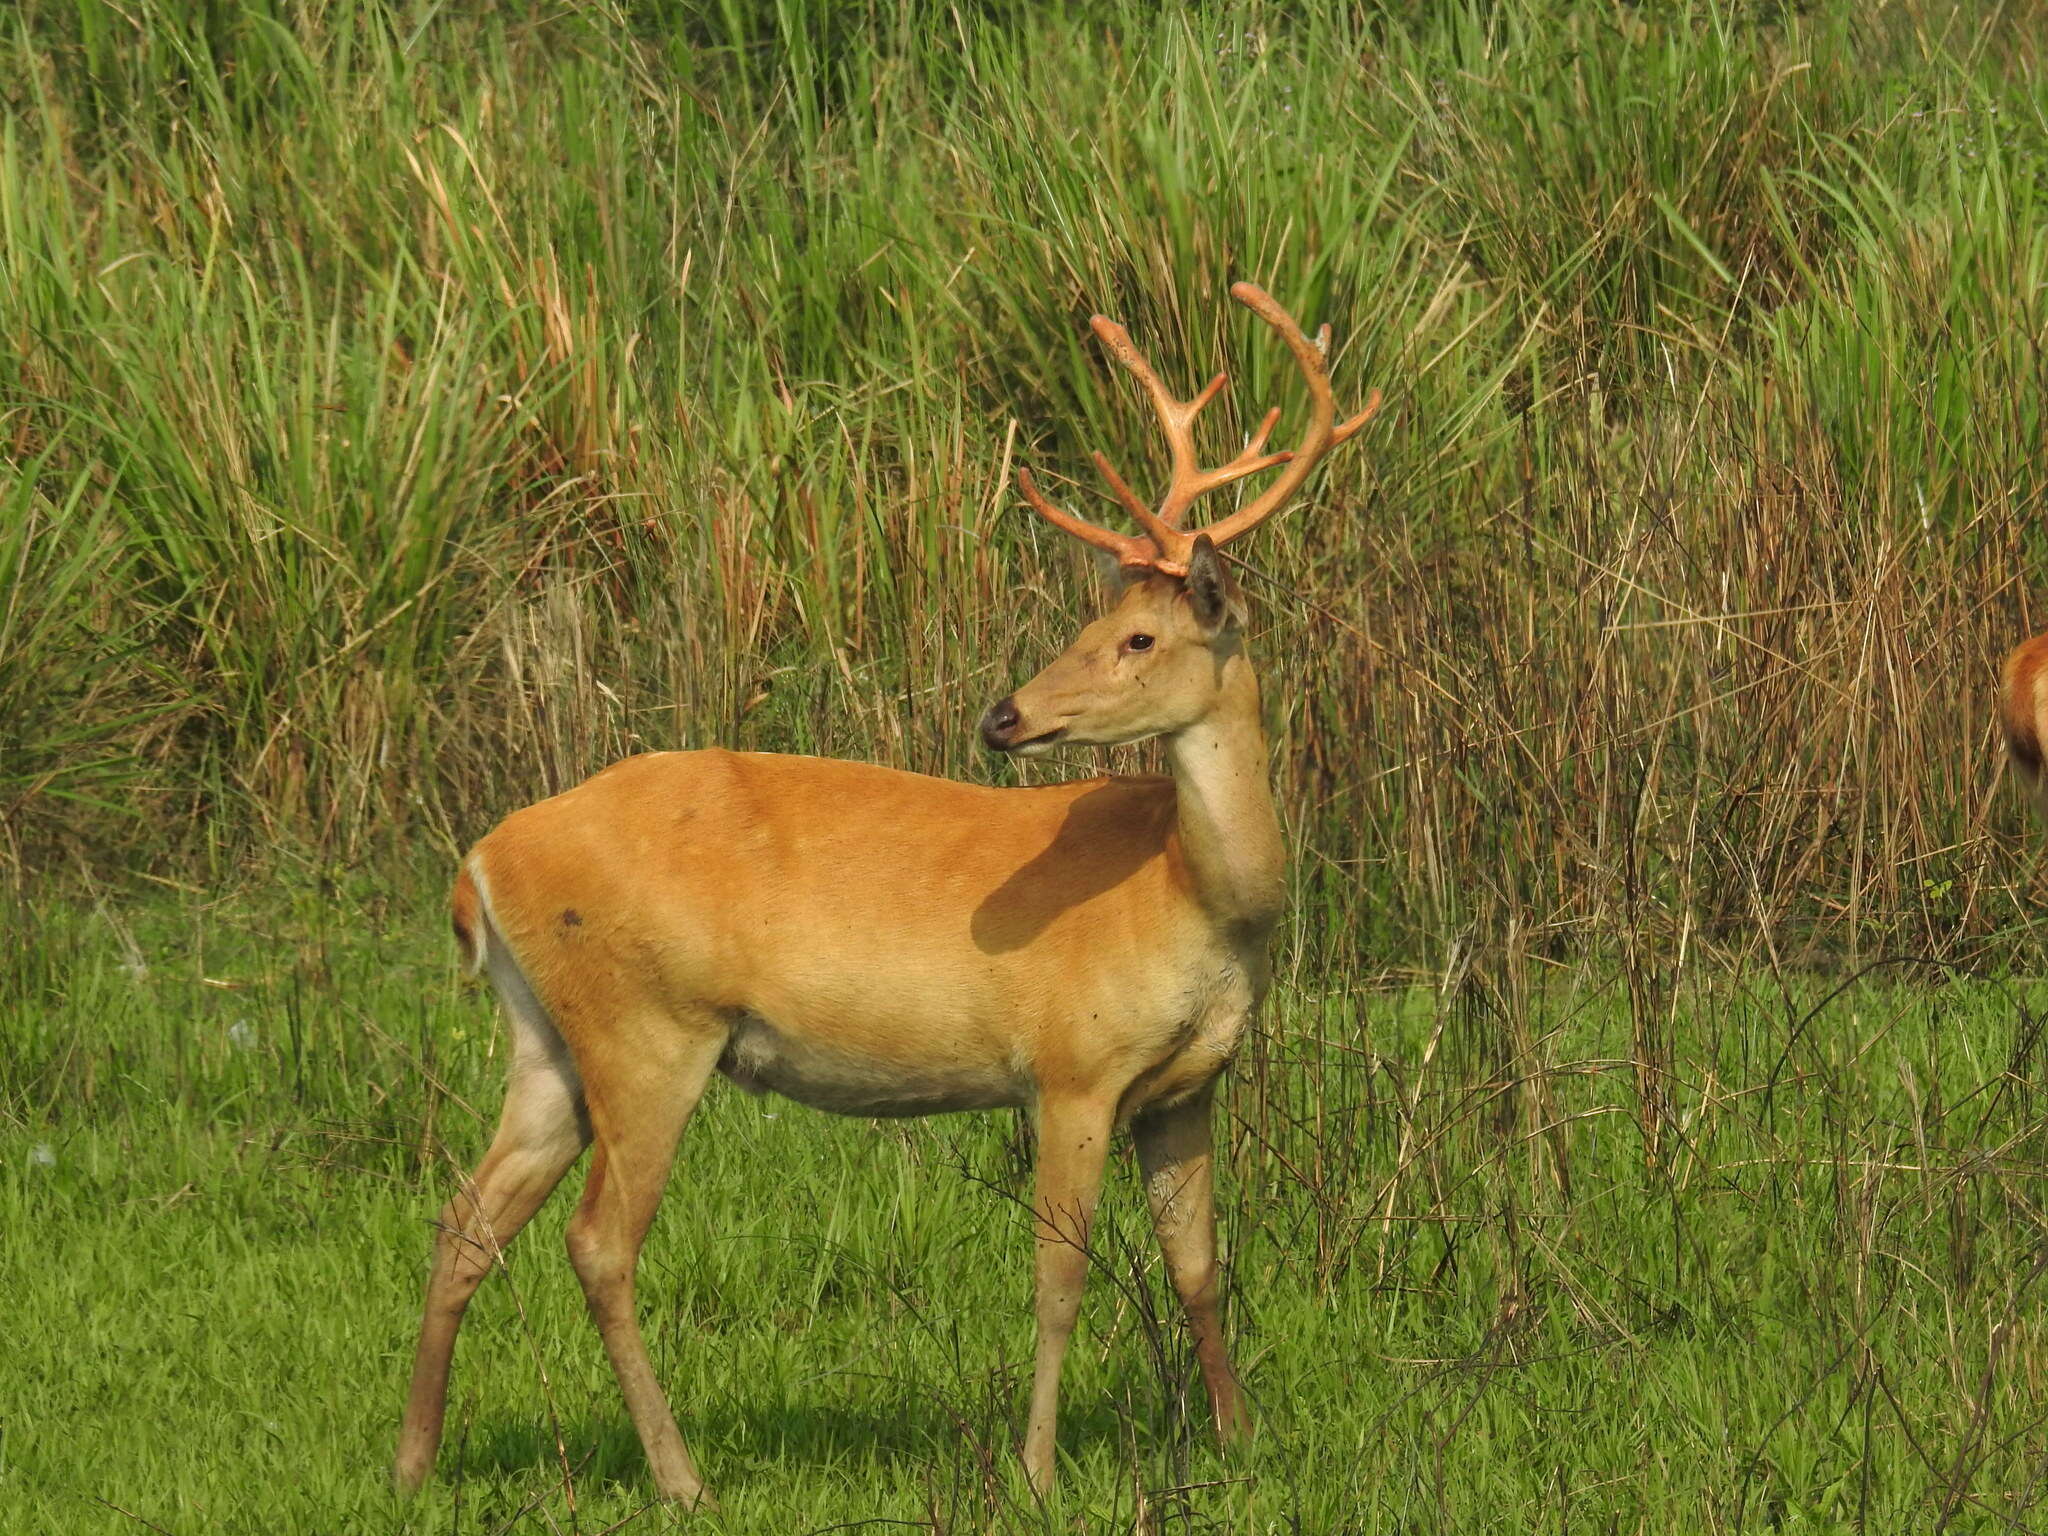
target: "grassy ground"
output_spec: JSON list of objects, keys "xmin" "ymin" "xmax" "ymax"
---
[{"xmin": 8, "ymin": 893, "xmax": 2048, "ymax": 1533}]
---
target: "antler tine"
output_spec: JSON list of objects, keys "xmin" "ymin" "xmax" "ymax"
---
[
  {"xmin": 1089, "ymin": 451, "xmax": 1181, "ymax": 551},
  {"xmin": 1020, "ymin": 288, "xmax": 1378, "ymax": 579},
  {"xmin": 1086, "ymin": 316, "xmax": 1207, "ymax": 488},
  {"xmin": 1157, "ymin": 405, "xmax": 1292, "ymax": 525},
  {"xmin": 1189, "ymin": 283, "xmax": 1373, "ymax": 552},
  {"xmin": 1015, "ymin": 468, "xmax": 1158, "ymax": 571},
  {"xmin": 1088, "ymin": 315, "xmax": 1285, "ymax": 531},
  {"xmin": 1329, "ymin": 390, "xmax": 1385, "ymax": 448}
]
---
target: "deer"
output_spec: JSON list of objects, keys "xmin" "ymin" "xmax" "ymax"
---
[
  {"xmin": 392, "ymin": 281, "xmax": 1379, "ymax": 1508},
  {"xmin": 2004, "ymin": 631, "xmax": 2048, "ymax": 824}
]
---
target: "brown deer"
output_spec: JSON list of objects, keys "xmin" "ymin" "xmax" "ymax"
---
[
  {"xmin": 392, "ymin": 282, "xmax": 1379, "ymax": 1507},
  {"xmin": 2004, "ymin": 632, "xmax": 2048, "ymax": 823}
]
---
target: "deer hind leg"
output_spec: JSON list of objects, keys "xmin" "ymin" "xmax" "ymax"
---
[
  {"xmin": 1021, "ymin": 1092, "xmax": 1116, "ymax": 1495},
  {"xmin": 563, "ymin": 1019, "xmax": 728, "ymax": 1509},
  {"xmin": 1132, "ymin": 1082, "xmax": 1250, "ymax": 1445},
  {"xmin": 396, "ymin": 948, "xmax": 590, "ymax": 1492}
]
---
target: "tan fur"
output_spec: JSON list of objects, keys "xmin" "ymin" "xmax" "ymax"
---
[
  {"xmin": 2004, "ymin": 632, "xmax": 2048, "ymax": 822},
  {"xmin": 395, "ymin": 571, "xmax": 1274, "ymax": 1505},
  {"xmin": 472, "ymin": 747, "xmax": 1245, "ymax": 1118},
  {"xmin": 449, "ymin": 863, "xmax": 486, "ymax": 976}
]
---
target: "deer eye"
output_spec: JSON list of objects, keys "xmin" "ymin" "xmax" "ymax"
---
[{"xmin": 1124, "ymin": 633, "xmax": 1155, "ymax": 653}]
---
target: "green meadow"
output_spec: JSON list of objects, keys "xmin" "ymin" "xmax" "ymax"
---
[
  {"xmin": 19, "ymin": 897, "xmax": 2048, "ymax": 1531},
  {"xmin": 7, "ymin": 0, "xmax": 2048, "ymax": 1530},
  {"xmin": 14, "ymin": 897, "xmax": 2048, "ymax": 1532}
]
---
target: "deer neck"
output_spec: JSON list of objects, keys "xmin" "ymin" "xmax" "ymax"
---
[{"xmin": 1164, "ymin": 646, "xmax": 1285, "ymax": 934}]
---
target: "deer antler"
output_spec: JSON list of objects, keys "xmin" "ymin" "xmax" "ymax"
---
[{"xmin": 1018, "ymin": 282, "xmax": 1381, "ymax": 577}]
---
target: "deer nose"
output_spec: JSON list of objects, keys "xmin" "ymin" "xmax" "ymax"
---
[{"xmin": 979, "ymin": 696, "xmax": 1021, "ymax": 751}]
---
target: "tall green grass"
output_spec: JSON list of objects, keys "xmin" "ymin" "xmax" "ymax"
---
[{"xmin": 2, "ymin": 1, "xmax": 2046, "ymax": 956}]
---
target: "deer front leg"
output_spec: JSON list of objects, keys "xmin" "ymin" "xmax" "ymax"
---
[
  {"xmin": 1021, "ymin": 1093, "xmax": 1114, "ymax": 1495},
  {"xmin": 1132, "ymin": 1082, "xmax": 1250, "ymax": 1444}
]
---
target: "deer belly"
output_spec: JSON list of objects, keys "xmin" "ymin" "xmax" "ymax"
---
[{"xmin": 716, "ymin": 1012, "xmax": 1022, "ymax": 1118}]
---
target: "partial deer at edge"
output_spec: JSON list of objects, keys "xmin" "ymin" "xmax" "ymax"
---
[
  {"xmin": 2005, "ymin": 632, "xmax": 2048, "ymax": 825},
  {"xmin": 393, "ymin": 282, "xmax": 1380, "ymax": 1507}
]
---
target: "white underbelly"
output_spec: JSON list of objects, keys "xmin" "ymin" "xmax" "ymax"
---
[{"xmin": 716, "ymin": 1014, "xmax": 1025, "ymax": 1117}]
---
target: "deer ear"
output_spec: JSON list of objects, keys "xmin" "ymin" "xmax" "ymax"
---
[{"xmin": 1184, "ymin": 536, "xmax": 1243, "ymax": 635}]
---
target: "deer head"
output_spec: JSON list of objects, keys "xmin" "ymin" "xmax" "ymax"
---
[{"xmin": 981, "ymin": 283, "xmax": 1379, "ymax": 756}]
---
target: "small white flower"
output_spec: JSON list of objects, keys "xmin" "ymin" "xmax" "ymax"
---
[
  {"xmin": 28, "ymin": 1144, "xmax": 55, "ymax": 1168},
  {"xmin": 228, "ymin": 1020, "xmax": 257, "ymax": 1050}
]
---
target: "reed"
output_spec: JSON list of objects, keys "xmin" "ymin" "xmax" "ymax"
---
[{"xmin": 4, "ymin": 0, "xmax": 2046, "ymax": 972}]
